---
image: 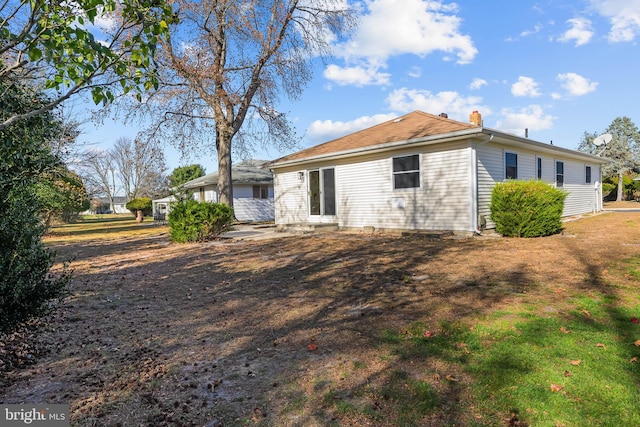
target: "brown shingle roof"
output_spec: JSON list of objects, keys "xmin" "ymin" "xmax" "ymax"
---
[{"xmin": 272, "ymin": 110, "xmax": 479, "ymax": 164}]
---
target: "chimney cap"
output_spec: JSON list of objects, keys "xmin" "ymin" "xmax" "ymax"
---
[{"xmin": 439, "ymin": 113, "xmax": 448, "ymax": 118}]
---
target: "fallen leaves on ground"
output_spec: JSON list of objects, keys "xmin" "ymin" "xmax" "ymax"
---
[
  {"xmin": 559, "ymin": 327, "xmax": 571, "ymax": 334},
  {"xmin": 550, "ymin": 383, "xmax": 563, "ymax": 392},
  {"xmin": 569, "ymin": 360, "xmax": 582, "ymax": 366},
  {"xmin": 596, "ymin": 343, "xmax": 606, "ymax": 349}
]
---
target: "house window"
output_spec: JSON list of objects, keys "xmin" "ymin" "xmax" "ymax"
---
[
  {"xmin": 585, "ymin": 166, "xmax": 592, "ymax": 184},
  {"xmin": 537, "ymin": 157, "xmax": 542, "ymax": 180},
  {"xmin": 199, "ymin": 187, "xmax": 205, "ymax": 201},
  {"xmin": 556, "ymin": 161, "xmax": 564, "ymax": 187},
  {"xmin": 253, "ymin": 185, "xmax": 269, "ymax": 199},
  {"xmin": 392, "ymin": 154, "xmax": 420, "ymax": 189},
  {"xmin": 505, "ymin": 152, "xmax": 518, "ymax": 180}
]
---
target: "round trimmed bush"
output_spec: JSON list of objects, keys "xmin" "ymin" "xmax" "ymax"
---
[{"xmin": 490, "ymin": 180, "xmax": 567, "ymax": 238}]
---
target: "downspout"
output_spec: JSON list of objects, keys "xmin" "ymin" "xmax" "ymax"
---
[{"xmin": 470, "ymin": 133, "xmax": 494, "ymax": 234}]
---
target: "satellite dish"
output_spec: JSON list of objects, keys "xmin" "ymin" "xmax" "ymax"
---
[{"xmin": 593, "ymin": 133, "xmax": 612, "ymax": 147}]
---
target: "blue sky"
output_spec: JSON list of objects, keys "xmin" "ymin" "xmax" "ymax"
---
[{"xmin": 79, "ymin": 0, "xmax": 640, "ymax": 173}]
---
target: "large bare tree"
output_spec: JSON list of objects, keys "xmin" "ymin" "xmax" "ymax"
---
[
  {"xmin": 111, "ymin": 136, "xmax": 167, "ymax": 200},
  {"xmin": 122, "ymin": 0, "xmax": 355, "ymax": 206}
]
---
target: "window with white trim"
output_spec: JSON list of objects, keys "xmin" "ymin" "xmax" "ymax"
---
[
  {"xmin": 505, "ymin": 152, "xmax": 518, "ymax": 180},
  {"xmin": 392, "ymin": 154, "xmax": 420, "ymax": 189}
]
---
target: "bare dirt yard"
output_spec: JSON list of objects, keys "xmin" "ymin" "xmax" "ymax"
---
[{"xmin": 1, "ymin": 206, "xmax": 640, "ymax": 426}]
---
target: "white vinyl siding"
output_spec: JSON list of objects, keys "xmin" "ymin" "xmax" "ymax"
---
[
  {"xmin": 336, "ymin": 144, "xmax": 471, "ymax": 231},
  {"xmin": 233, "ymin": 199, "xmax": 275, "ymax": 221},
  {"xmin": 274, "ymin": 170, "xmax": 308, "ymax": 225},
  {"xmin": 477, "ymin": 144, "xmax": 603, "ymax": 228}
]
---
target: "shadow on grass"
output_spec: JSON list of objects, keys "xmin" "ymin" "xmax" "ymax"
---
[{"xmin": 6, "ymin": 214, "xmax": 640, "ymax": 426}]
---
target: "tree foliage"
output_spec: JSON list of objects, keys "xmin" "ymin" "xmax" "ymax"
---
[
  {"xmin": 579, "ymin": 117, "xmax": 640, "ymax": 201},
  {"xmin": 0, "ymin": 82, "xmax": 71, "ymax": 333},
  {"xmin": 36, "ymin": 167, "xmax": 89, "ymax": 225},
  {"xmin": 125, "ymin": 197, "xmax": 152, "ymax": 215},
  {"xmin": 0, "ymin": 0, "xmax": 174, "ymax": 130},
  {"xmin": 119, "ymin": 0, "xmax": 356, "ymax": 207},
  {"xmin": 168, "ymin": 164, "xmax": 206, "ymax": 188}
]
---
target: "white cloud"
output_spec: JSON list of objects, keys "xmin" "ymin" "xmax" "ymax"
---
[
  {"xmin": 590, "ymin": 0, "xmax": 640, "ymax": 42},
  {"xmin": 469, "ymin": 78, "xmax": 487, "ymax": 90},
  {"xmin": 407, "ymin": 66, "xmax": 422, "ymax": 78},
  {"xmin": 558, "ymin": 17, "xmax": 594, "ymax": 46},
  {"xmin": 385, "ymin": 88, "xmax": 490, "ymax": 120},
  {"xmin": 511, "ymin": 76, "xmax": 542, "ymax": 97},
  {"xmin": 557, "ymin": 72, "xmax": 598, "ymax": 96},
  {"xmin": 323, "ymin": 64, "xmax": 391, "ymax": 86},
  {"xmin": 325, "ymin": 0, "xmax": 477, "ymax": 86},
  {"xmin": 307, "ymin": 113, "xmax": 398, "ymax": 143},
  {"xmin": 520, "ymin": 24, "xmax": 543, "ymax": 37},
  {"xmin": 93, "ymin": 14, "xmax": 117, "ymax": 32},
  {"xmin": 495, "ymin": 105, "xmax": 556, "ymax": 136}
]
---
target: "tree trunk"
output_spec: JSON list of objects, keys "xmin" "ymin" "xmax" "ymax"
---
[
  {"xmin": 617, "ymin": 170, "xmax": 624, "ymax": 201},
  {"xmin": 217, "ymin": 132, "xmax": 234, "ymax": 208}
]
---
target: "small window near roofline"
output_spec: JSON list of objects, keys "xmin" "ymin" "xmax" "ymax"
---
[
  {"xmin": 392, "ymin": 154, "xmax": 420, "ymax": 189},
  {"xmin": 585, "ymin": 165, "xmax": 592, "ymax": 184},
  {"xmin": 537, "ymin": 157, "xmax": 542, "ymax": 180},
  {"xmin": 556, "ymin": 161, "xmax": 564, "ymax": 187},
  {"xmin": 505, "ymin": 152, "xmax": 517, "ymax": 180}
]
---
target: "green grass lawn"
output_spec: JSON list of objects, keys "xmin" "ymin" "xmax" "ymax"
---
[
  {"xmin": 376, "ymin": 258, "xmax": 640, "ymax": 426},
  {"xmin": 44, "ymin": 214, "xmax": 168, "ymax": 244}
]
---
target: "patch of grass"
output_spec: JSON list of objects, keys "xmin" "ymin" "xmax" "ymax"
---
[
  {"xmin": 371, "ymin": 369, "xmax": 440, "ymax": 425},
  {"xmin": 622, "ymin": 255, "xmax": 640, "ymax": 279},
  {"xmin": 45, "ymin": 216, "xmax": 167, "ymax": 244},
  {"xmin": 378, "ymin": 293, "xmax": 640, "ymax": 426},
  {"xmin": 467, "ymin": 299, "xmax": 640, "ymax": 426}
]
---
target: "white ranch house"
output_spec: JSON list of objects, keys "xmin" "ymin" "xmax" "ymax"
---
[
  {"xmin": 267, "ymin": 111, "xmax": 609, "ymax": 234},
  {"xmin": 152, "ymin": 159, "xmax": 275, "ymax": 222}
]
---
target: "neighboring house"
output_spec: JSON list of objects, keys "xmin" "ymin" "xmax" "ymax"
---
[
  {"xmin": 152, "ymin": 159, "xmax": 275, "ymax": 222},
  {"xmin": 267, "ymin": 111, "xmax": 609, "ymax": 234},
  {"xmin": 83, "ymin": 196, "xmax": 129, "ymax": 215}
]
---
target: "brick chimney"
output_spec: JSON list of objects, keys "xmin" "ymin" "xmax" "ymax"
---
[{"xmin": 470, "ymin": 110, "xmax": 482, "ymax": 126}]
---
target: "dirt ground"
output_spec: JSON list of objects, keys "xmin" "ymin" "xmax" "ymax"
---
[{"xmin": 1, "ymin": 206, "xmax": 640, "ymax": 426}]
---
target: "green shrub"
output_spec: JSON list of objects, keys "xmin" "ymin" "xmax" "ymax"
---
[
  {"xmin": 0, "ymin": 184, "xmax": 71, "ymax": 333},
  {"xmin": 126, "ymin": 197, "xmax": 152, "ymax": 216},
  {"xmin": 490, "ymin": 180, "xmax": 567, "ymax": 237},
  {"xmin": 168, "ymin": 200, "xmax": 233, "ymax": 242}
]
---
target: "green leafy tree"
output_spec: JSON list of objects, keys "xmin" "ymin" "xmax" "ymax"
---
[
  {"xmin": 580, "ymin": 117, "xmax": 640, "ymax": 201},
  {"xmin": 0, "ymin": 81, "xmax": 71, "ymax": 333},
  {"xmin": 126, "ymin": 197, "xmax": 152, "ymax": 216},
  {"xmin": 36, "ymin": 167, "xmax": 89, "ymax": 225},
  {"xmin": 168, "ymin": 164, "xmax": 206, "ymax": 188},
  {"xmin": 0, "ymin": 0, "xmax": 174, "ymax": 130}
]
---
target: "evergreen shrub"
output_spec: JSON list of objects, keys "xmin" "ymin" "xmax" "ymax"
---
[
  {"xmin": 126, "ymin": 198, "xmax": 152, "ymax": 216},
  {"xmin": 168, "ymin": 200, "xmax": 233, "ymax": 242},
  {"xmin": 490, "ymin": 180, "xmax": 567, "ymax": 237}
]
